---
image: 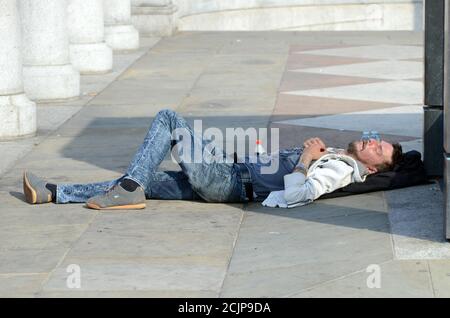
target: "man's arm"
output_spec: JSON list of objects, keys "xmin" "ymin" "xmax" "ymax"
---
[
  {"xmin": 283, "ymin": 137, "xmax": 346, "ymax": 206},
  {"xmin": 293, "ymin": 152, "xmax": 313, "ymax": 176},
  {"xmin": 284, "ymin": 160, "xmax": 354, "ymax": 206}
]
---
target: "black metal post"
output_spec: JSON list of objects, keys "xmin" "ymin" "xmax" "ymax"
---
[
  {"xmin": 444, "ymin": 0, "xmax": 450, "ymax": 240},
  {"xmin": 424, "ymin": 0, "xmax": 444, "ymax": 177}
]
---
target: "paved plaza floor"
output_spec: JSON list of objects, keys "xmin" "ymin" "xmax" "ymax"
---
[{"xmin": 1, "ymin": 31, "xmax": 450, "ymax": 298}]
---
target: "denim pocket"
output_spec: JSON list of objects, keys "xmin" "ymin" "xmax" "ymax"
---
[{"xmin": 190, "ymin": 163, "xmax": 235, "ymax": 202}]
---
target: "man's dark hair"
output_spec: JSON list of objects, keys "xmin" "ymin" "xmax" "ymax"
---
[{"xmin": 375, "ymin": 142, "xmax": 403, "ymax": 173}]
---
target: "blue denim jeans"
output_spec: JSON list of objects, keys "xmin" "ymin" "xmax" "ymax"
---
[{"xmin": 56, "ymin": 109, "xmax": 245, "ymax": 204}]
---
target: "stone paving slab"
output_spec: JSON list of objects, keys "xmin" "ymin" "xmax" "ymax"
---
[
  {"xmin": 41, "ymin": 202, "xmax": 243, "ymax": 294},
  {"xmin": 428, "ymin": 260, "xmax": 450, "ymax": 298},
  {"xmin": 37, "ymin": 290, "xmax": 218, "ymax": 298},
  {"xmin": 270, "ymin": 123, "xmax": 415, "ymax": 151},
  {"xmin": 0, "ymin": 221, "xmax": 88, "ymax": 274},
  {"xmin": 284, "ymin": 80, "xmax": 423, "ymax": 105},
  {"xmin": 301, "ymin": 44, "xmax": 424, "ymax": 60},
  {"xmin": 0, "ymin": 274, "xmax": 48, "ymax": 298},
  {"xmin": 278, "ymin": 72, "xmax": 387, "ymax": 92},
  {"xmin": 298, "ymin": 60, "xmax": 423, "ymax": 80},
  {"xmin": 386, "ymin": 184, "xmax": 450, "ymax": 259},
  {"xmin": 273, "ymin": 94, "xmax": 404, "ymax": 119},
  {"xmin": 178, "ymin": 97, "xmax": 276, "ymax": 117},
  {"xmin": 288, "ymin": 260, "xmax": 433, "ymax": 298},
  {"xmin": 220, "ymin": 192, "xmax": 393, "ymax": 297},
  {"xmin": 275, "ymin": 105, "xmax": 424, "ymax": 138}
]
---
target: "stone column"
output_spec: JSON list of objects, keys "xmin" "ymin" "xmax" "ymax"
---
[
  {"xmin": 67, "ymin": 0, "xmax": 113, "ymax": 74},
  {"xmin": 0, "ymin": 0, "xmax": 36, "ymax": 138},
  {"xmin": 131, "ymin": 0, "xmax": 177, "ymax": 36},
  {"xmin": 103, "ymin": 0, "xmax": 139, "ymax": 51},
  {"xmin": 19, "ymin": 0, "xmax": 80, "ymax": 101}
]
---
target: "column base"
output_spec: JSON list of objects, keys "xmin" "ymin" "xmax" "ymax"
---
[
  {"xmin": 423, "ymin": 106, "xmax": 444, "ymax": 177},
  {"xmin": 104, "ymin": 25, "xmax": 140, "ymax": 51},
  {"xmin": 23, "ymin": 64, "xmax": 80, "ymax": 102},
  {"xmin": 70, "ymin": 42, "xmax": 113, "ymax": 75},
  {"xmin": 0, "ymin": 93, "xmax": 36, "ymax": 139},
  {"xmin": 131, "ymin": 4, "xmax": 177, "ymax": 36}
]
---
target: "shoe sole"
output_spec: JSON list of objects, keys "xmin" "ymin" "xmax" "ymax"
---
[
  {"xmin": 23, "ymin": 172, "xmax": 37, "ymax": 204},
  {"xmin": 86, "ymin": 202, "xmax": 146, "ymax": 210}
]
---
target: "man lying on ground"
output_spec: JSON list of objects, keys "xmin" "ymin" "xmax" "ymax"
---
[{"xmin": 23, "ymin": 109, "xmax": 403, "ymax": 210}]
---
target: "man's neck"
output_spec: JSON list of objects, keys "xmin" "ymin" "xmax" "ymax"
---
[
  {"xmin": 342, "ymin": 150, "xmax": 370, "ymax": 174},
  {"xmin": 343, "ymin": 150, "xmax": 359, "ymax": 161}
]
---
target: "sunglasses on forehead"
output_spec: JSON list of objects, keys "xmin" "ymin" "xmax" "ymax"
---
[{"xmin": 361, "ymin": 131, "xmax": 381, "ymax": 151}]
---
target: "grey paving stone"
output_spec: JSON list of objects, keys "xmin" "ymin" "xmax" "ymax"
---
[
  {"xmin": 0, "ymin": 274, "xmax": 48, "ymax": 298},
  {"xmin": 428, "ymin": 260, "xmax": 450, "ymax": 298},
  {"xmin": 220, "ymin": 193, "xmax": 393, "ymax": 297},
  {"xmin": 386, "ymin": 184, "xmax": 450, "ymax": 259},
  {"xmin": 43, "ymin": 260, "xmax": 226, "ymax": 292},
  {"xmin": 60, "ymin": 201, "xmax": 243, "ymax": 260},
  {"xmin": 0, "ymin": 248, "xmax": 68, "ymax": 274},
  {"xmin": 37, "ymin": 289, "xmax": 218, "ymax": 298},
  {"xmin": 85, "ymin": 80, "xmax": 191, "ymax": 108},
  {"xmin": 289, "ymin": 260, "xmax": 433, "ymax": 298},
  {"xmin": 0, "ymin": 223, "xmax": 88, "ymax": 251},
  {"xmin": 36, "ymin": 105, "xmax": 83, "ymax": 135},
  {"xmin": 0, "ymin": 140, "xmax": 36, "ymax": 178},
  {"xmin": 0, "ymin": 204, "xmax": 94, "ymax": 227},
  {"xmin": 42, "ymin": 201, "xmax": 244, "ymax": 293},
  {"xmin": 180, "ymin": 93, "xmax": 276, "ymax": 108},
  {"xmin": 0, "ymin": 210, "xmax": 91, "ymax": 274}
]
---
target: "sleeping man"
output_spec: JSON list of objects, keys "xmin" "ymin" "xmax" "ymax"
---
[{"xmin": 23, "ymin": 109, "xmax": 404, "ymax": 210}]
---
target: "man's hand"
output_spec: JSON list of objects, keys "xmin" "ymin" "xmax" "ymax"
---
[
  {"xmin": 303, "ymin": 137, "xmax": 327, "ymax": 161},
  {"xmin": 292, "ymin": 137, "xmax": 328, "ymax": 176}
]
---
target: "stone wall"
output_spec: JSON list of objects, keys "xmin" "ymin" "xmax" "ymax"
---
[{"xmin": 171, "ymin": 0, "xmax": 424, "ymax": 31}]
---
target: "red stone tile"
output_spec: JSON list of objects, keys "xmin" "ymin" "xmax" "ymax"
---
[
  {"xmin": 285, "ymin": 54, "xmax": 380, "ymax": 70},
  {"xmin": 272, "ymin": 94, "xmax": 404, "ymax": 119},
  {"xmin": 400, "ymin": 58, "xmax": 423, "ymax": 62},
  {"xmin": 289, "ymin": 44, "xmax": 358, "ymax": 54},
  {"xmin": 278, "ymin": 72, "xmax": 387, "ymax": 92}
]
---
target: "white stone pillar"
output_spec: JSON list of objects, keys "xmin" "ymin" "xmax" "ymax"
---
[
  {"xmin": 67, "ymin": 0, "xmax": 113, "ymax": 74},
  {"xmin": 19, "ymin": 0, "xmax": 80, "ymax": 101},
  {"xmin": 131, "ymin": 0, "xmax": 177, "ymax": 36},
  {"xmin": 103, "ymin": 0, "xmax": 139, "ymax": 50},
  {"xmin": 0, "ymin": 0, "xmax": 36, "ymax": 138}
]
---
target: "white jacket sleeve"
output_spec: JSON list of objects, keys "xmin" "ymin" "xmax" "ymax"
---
[{"xmin": 283, "ymin": 160, "xmax": 354, "ymax": 206}]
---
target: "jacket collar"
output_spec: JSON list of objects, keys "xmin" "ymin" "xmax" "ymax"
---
[{"xmin": 310, "ymin": 151, "xmax": 369, "ymax": 182}]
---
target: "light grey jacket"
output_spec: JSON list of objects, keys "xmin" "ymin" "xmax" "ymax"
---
[{"xmin": 262, "ymin": 149, "xmax": 369, "ymax": 208}]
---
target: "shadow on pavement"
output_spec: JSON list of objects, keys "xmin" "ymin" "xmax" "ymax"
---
[{"xmin": 55, "ymin": 114, "xmax": 436, "ymax": 242}]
